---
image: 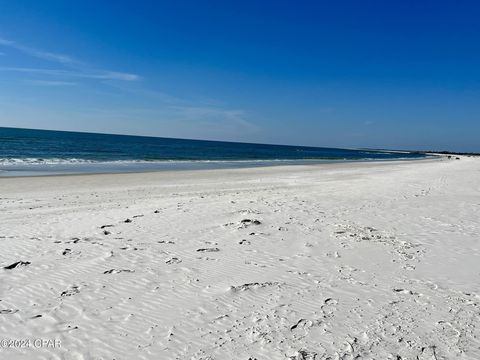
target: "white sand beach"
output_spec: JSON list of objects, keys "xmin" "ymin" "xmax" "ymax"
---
[{"xmin": 1, "ymin": 157, "xmax": 479, "ymax": 360}]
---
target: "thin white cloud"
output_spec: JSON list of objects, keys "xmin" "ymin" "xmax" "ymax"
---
[
  {"xmin": 16, "ymin": 45, "xmax": 77, "ymax": 65},
  {"xmin": 95, "ymin": 71, "xmax": 140, "ymax": 81},
  {"xmin": 0, "ymin": 67, "xmax": 74, "ymax": 76},
  {"xmin": 26, "ymin": 79, "xmax": 77, "ymax": 86},
  {"xmin": 0, "ymin": 66, "xmax": 139, "ymax": 81},
  {"xmin": 0, "ymin": 36, "xmax": 79, "ymax": 65},
  {"xmin": 0, "ymin": 36, "xmax": 139, "ymax": 81}
]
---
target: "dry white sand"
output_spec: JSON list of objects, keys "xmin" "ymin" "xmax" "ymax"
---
[{"xmin": 1, "ymin": 157, "xmax": 479, "ymax": 360}]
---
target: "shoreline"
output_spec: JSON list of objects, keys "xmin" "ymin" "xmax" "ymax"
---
[{"xmin": 0, "ymin": 155, "xmax": 438, "ymax": 179}]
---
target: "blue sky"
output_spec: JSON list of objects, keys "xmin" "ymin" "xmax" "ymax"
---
[{"xmin": 0, "ymin": 1, "xmax": 479, "ymax": 151}]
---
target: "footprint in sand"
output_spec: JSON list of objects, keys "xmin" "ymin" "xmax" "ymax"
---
[
  {"xmin": 288, "ymin": 349, "xmax": 318, "ymax": 360},
  {"xmin": 196, "ymin": 248, "xmax": 220, "ymax": 252},
  {"xmin": 103, "ymin": 269, "xmax": 135, "ymax": 274},
  {"xmin": 4, "ymin": 261, "xmax": 31, "ymax": 270},
  {"xmin": 239, "ymin": 219, "xmax": 262, "ymax": 228},
  {"xmin": 229, "ymin": 281, "xmax": 281, "ymax": 292},
  {"xmin": 166, "ymin": 257, "xmax": 182, "ymax": 265},
  {"xmin": 0, "ymin": 309, "xmax": 19, "ymax": 314},
  {"xmin": 158, "ymin": 240, "xmax": 176, "ymax": 244},
  {"xmin": 60, "ymin": 286, "xmax": 80, "ymax": 297}
]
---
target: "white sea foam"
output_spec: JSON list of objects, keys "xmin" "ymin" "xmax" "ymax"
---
[
  {"xmin": 0, "ymin": 157, "xmax": 338, "ymax": 166},
  {"xmin": 0, "ymin": 157, "xmax": 98, "ymax": 165}
]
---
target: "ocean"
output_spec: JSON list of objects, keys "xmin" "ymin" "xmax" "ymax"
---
[{"xmin": 0, "ymin": 127, "xmax": 425, "ymax": 176}]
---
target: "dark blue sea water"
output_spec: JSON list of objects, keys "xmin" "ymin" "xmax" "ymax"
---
[{"xmin": 0, "ymin": 127, "xmax": 425, "ymax": 176}]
